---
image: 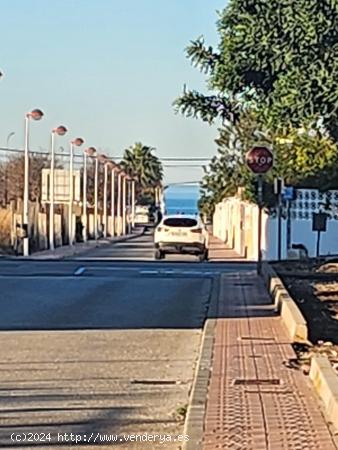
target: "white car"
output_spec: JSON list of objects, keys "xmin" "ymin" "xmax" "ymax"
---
[
  {"xmin": 154, "ymin": 215, "xmax": 209, "ymax": 261},
  {"xmin": 135, "ymin": 205, "xmax": 150, "ymax": 224}
]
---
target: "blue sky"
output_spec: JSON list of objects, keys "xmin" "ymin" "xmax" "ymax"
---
[{"xmin": 0, "ymin": 0, "xmax": 226, "ymax": 183}]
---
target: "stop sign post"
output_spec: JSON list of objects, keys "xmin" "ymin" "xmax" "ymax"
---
[{"xmin": 245, "ymin": 147, "xmax": 274, "ymax": 274}]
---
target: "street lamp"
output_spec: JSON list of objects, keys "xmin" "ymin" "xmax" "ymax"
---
[
  {"xmin": 22, "ymin": 108, "xmax": 44, "ymax": 256},
  {"xmin": 69, "ymin": 137, "xmax": 84, "ymax": 246},
  {"xmin": 131, "ymin": 175, "xmax": 137, "ymax": 228},
  {"xmin": 85, "ymin": 147, "xmax": 99, "ymax": 239},
  {"xmin": 116, "ymin": 167, "xmax": 123, "ymax": 236},
  {"xmin": 98, "ymin": 154, "xmax": 108, "ymax": 238},
  {"xmin": 6, "ymin": 132, "xmax": 15, "ymax": 148},
  {"xmin": 83, "ymin": 146, "xmax": 96, "ymax": 241},
  {"xmin": 49, "ymin": 125, "xmax": 67, "ymax": 251},
  {"xmin": 4, "ymin": 132, "xmax": 15, "ymax": 205},
  {"xmin": 125, "ymin": 174, "xmax": 133, "ymax": 234},
  {"xmin": 121, "ymin": 171, "xmax": 127, "ymax": 235},
  {"xmin": 107, "ymin": 161, "xmax": 118, "ymax": 236}
]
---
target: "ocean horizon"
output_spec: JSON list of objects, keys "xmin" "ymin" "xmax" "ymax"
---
[{"xmin": 163, "ymin": 185, "xmax": 199, "ymax": 216}]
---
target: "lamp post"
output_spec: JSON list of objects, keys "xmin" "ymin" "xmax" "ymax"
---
[
  {"xmin": 122, "ymin": 171, "xmax": 127, "ymax": 235},
  {"xmin": 125, "ymin": 175, "xmax": 132, "ymax": 234},
  {"xmin": 116, "ymin": 168, "xmax": 122, "ymax": 236},
  {"xmin": 6, "ymin": 131, "xmax": 15, "ymax": 148},
  {"xmin": 107, "ymin": 161, "xmax": 117, "ymax": 236},
  {"xmin": 69, "ymin": 138, "xmax": 84, "ymax": 246},
  {"xmin": 98, "ymin": 154, "xmax": 108, "ymax": 238},
  {"xmin": 4, "ymin": 132, "xmax": 15, "ymax": 205},
  {"xmin": 103, "ymin": 161, "xmax": 108, "ymax": 238},
  {"xmin": 23, "ymin": 109, "xmax": 44, "ymax": 256},
  {"xmin": 83, "ymin": 147, "xmax": 96, "ymax": 240},
  {"xmin": 85, "ymin": 147, "xmax": 98, "ymax": 239},
  {"xmin": 49, "ymin": 125, "xmax": 67, "ymax": 251},
  {"xmin": 131, "ymin": 176, "xmax": 137, "ymax": 228}
]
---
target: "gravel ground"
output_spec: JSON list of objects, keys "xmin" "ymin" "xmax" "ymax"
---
[{"xmin": 274, "ymin": 259, "xmax": 338, "ymax": 374}]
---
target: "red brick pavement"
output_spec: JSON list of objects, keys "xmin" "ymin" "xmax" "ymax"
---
[
  {"xmin": 203, "ymin": 271, "xmax": 337, "ymax": 450},
  {"xmin": 208, "ymin": 234, "xmax": 244, "ymax": 261}
]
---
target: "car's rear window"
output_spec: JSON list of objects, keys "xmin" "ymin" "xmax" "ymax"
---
[{"xmin": 163, "ymin": 218, "xmax": 198, "ymax": 228}]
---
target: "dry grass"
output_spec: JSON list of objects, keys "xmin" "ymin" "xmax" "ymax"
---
[{"xmin": 0, "ymin": 208, "xmax": 12, "ymax": 249}]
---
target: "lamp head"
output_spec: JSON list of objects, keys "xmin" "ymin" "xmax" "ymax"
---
[
  {"xmin": 72, "ymin": 137, "xmax": 84, "ymax": 147},
  {"xmin": 53, "ymin": 125, "xmax": 67, "ymax": 136},
  {"xmin": 85, "ymin": 146, "xmax": 97, "ymax": 157},
  {"xmin": 28, "ymin": 108, "xmax": 44, "ymax": 120}
]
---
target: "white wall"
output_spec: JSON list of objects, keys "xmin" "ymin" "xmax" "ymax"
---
[{"xmin": 213, "ymin": 188, "xmax": 338, "ymax": 261}]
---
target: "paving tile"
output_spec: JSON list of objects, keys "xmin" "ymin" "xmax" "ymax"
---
[{"xmin": 202, "ymin": 271, "xmax": 337, "ymax": 450}]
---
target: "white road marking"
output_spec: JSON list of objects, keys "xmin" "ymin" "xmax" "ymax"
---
[
  {"xmin": 85, "ymin": 266, "xmax": 139, "ymax": 271},
  {"xmin": 140, "ymin": 270, "xmax": 159, "ymax": 275},
  {"xmin": 74, "ymin": 267, "xmax": 86, "ymax": 276}
]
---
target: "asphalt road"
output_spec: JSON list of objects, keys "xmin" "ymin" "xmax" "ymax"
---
[
  {"xmin": 0, "ymin": 231, "xmax": 253, "ymax": 449},
  {"xmin": 73, "ymin": 227, "xmax": 202, "ymax": 261}
]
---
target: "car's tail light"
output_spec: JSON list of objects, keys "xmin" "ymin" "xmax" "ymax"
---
[{"xmin": 191, "ymin": 228, "xmax": 202, "ymax": 233}]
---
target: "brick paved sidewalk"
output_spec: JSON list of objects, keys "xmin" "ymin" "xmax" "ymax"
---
[
  {"xmin": 203, "ymin": 272, "xmax": 337, "ymax": 450},
  {"xmin": 208, "ymin": 234, "xmax": 246, "ymax": 261}
]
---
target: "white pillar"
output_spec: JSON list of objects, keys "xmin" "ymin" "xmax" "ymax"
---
[
  {"xmin": 94, "ymin": 157, "xmax": 98, "ymax": 240},
  {"xmin": 131, "ymin": 180, "xmax": 136, "ymax": 227},
  {"xmin": 111, "ymin": 169, "xmax": 115, "ymax": 236},
  {"xmin": 68, "ymin": 142, "xmax": 74, "ymax": 245},
  {"xmin": 127, "ymin": 179, "xmax": 132, "ymax": 234},
  {"xmin": 23, "ymin": 116, "xmax": 30, "ymax": 256},
  {"xmin": 103, "ymin": 163, "xmax": 108, "ymax": 238},
  {"xmin": 49, "ymin": 132, "xmax": 55, "ymax": 250},
  {"xmin": 82, "ymin": 153, "xmax": 87, "ymax": 242},
  {"xmin": 117, "ymin": 173, "xmax": 122, "ymax": 236},
  {"xmin": 122, "ymin": 175, "xmax": 126, "ymax": 235}
]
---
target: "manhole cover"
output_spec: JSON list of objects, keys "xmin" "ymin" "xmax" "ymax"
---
[{"xmin": 233, "ymin": 379, "xmax": 280, "ymax": 386}]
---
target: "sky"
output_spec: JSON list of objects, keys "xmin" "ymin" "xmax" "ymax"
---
[{"xmin": 0, "ymin": 0, "xmax": 226, "ymax": 184}]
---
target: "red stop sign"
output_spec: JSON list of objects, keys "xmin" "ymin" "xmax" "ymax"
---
[{"xmin": 245, "ymin": 147, "xmax": 273, "ymax": 174}]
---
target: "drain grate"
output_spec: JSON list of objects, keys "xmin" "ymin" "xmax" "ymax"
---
[
  {"xmin": 240, "ymin": 336, "xmax": 275, "ymax": 341},
  {"xmin": 131, "ymin": 380, "xmax": 177, "ymax": 385},
  {"xmin": 233, "ymin": 379, "xmax": 280, "ymax": 386}
]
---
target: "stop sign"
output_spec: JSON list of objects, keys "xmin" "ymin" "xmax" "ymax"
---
[{"xmin": 245, "ymin": 146, "xmax": 273, "ymax": 174}]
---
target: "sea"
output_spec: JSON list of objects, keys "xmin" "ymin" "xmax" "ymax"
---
[{"xmin": 163, "ymin": 184, "xmax": 199, "ymax": 216}]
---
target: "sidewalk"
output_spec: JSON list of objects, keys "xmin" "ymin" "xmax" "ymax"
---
[
  {"xmin": 208, "ymin": 234, "xmax": 247, "ymax": 261},
  {"xmin": 188, "ymin": 270, "xmax": 337, "ymax": 449},
  {"xmin": 17, "ymin": 228, "xmax": 145, "ymax": 260}
]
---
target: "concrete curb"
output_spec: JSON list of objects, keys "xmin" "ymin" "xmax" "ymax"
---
[
  {"xmin": 261, "ymin": 262, "xmax": 308, "ymax": 342},
  {"xmin": 310, "ymin": 356, "xmax": 338, "ymax": 436},
  {"xmin": 182, "ymin": 274, "xmax": 221, "ymax": 450}
]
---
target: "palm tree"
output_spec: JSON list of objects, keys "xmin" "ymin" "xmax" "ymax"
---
[{"xmin": 121, "ymin": 142, "xmax": 163, "ymax": 203}]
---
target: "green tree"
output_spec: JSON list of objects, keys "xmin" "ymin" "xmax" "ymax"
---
[
  {"xmin": 175, "ymin": 0, "xmax": 338, "ymax": 139},
  {"xmin": 175, "ymin": 0, "xmax": 338, "ymax": 214},
  {"xmin": 199, "ymin": 111, "xmax": 338, "ymax": 217},
  {"xmin": 121, "ymin": 142, "xmax": 163, "ymax": 203}
]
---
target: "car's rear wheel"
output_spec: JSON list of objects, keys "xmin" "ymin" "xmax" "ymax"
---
[
  {"xmin": 199, "ymin": 249, "xmax": 208, "ymax": 262},
  {"xmin": 155, "ymin": 249, "xmax": 164, "ymax": 260}
]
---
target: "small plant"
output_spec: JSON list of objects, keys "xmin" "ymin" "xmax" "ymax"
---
[{"xmin": 175, "ymin": 404, "xmax": 188, "ymax": 421}]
